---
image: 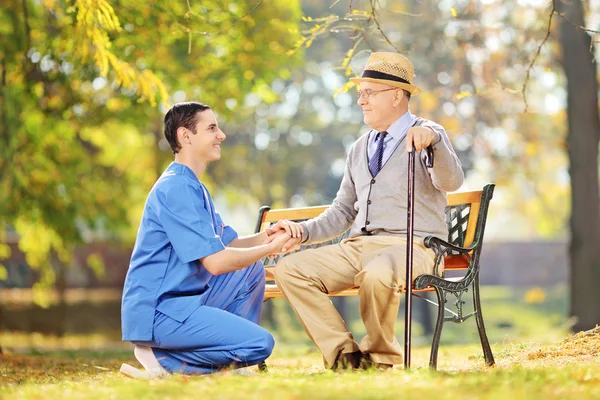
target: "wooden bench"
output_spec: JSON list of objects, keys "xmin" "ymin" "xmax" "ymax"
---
[{"xmin": 254, "ymin": 183, "xmax": 495, "ymax": 370}]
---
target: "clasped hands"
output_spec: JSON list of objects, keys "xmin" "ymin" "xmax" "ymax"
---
[{"xmin": 263, "ymin": 220, "xmax": 303, "ymax": 256}]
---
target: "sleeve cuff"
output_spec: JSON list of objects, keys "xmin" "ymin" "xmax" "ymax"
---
[
  {"xmin": 299, "ymin": 222, "xmax": 310, "ymax": 244},
  {"xmin": 426, "ymin": 126, "xmax": 442, "ymax": 145},
  {"xmin": 221, "ymin": 227, "xmax": 238, "ymax": 246},
  {"xmin": 178, "ymin": 238, "xmax": 225, "ymax": 264}
]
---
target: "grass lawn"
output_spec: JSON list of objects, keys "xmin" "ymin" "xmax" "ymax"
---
[{"xmin": 1, "ymin": 328, "xmax": 599, "ymax": 400}]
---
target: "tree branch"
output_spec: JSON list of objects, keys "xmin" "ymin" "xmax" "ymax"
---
[
  {"xmin": 523, "ymin": 0, "xmax": 600, "ymax": 112},
  {"xmin": 555, "ymin": 7, "xmax": 600, "ymax": 35},
  {"xmin": 359, "ymin": 29, "xmax": 375, "ymax": 51},
  {"xmin": 369, "ymin": 0, "xmax": 400, "ymax": 52},
  {"xmin": 555, "ymin": 4, "xmax": 600, "ymax": 53},
  {"xmin": 182, "ymin": 0, "xmax": 264, "ymax": 35},
  {"xmin": 522, "ymin": 1, "xmax": 556, "ymax": 113},
  {"xmin": 0, "ymin": 59, "xmax": 9, "ymax": 151},
  {"xmin": 21, "ymin": 0, "xmax": 31, "ymax": 51}
]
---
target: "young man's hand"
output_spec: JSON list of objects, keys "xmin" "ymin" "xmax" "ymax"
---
[{"xmin": 266, "ymin": 229, "xmax": 301, "ymax": 255}]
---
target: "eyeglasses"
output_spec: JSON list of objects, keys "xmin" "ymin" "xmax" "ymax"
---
[{"xmin": 357, "ymin": 88, "xmax": 398, "ymax": 99}]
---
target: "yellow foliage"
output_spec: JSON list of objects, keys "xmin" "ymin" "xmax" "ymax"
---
[
  {"xmin": 440, "ymin": 116, "xmax": 460, "ymax": 134},
  {"xmin": 0, "ymin": 244, "xmax": 11, "ymax": 259},
  {"xmin": 279, "ymin": 68, "xmax": 291, "ymax": 80},
  {"xmin": 270, "ymin": 184, "xmax": 286, "ymax": 201},
  {"xmin": 342, "ymin": 48, "xmax": 354, "ymax": 68},
  {"xmin": 269, "ymin": 41, "xmax": 282, "ymax": 52},
  {"xmin": 0, "ymin": 265, "xmax": 7, "ymax": 281},
  {"xmin": 105, "ymin": 97, "xmax": 125, "ymax": 112},
  {"xmin": 333, "ymin": 80, "xmax": 356, "ymax": 98},
  {"xmin": 419, "ymin": 91, "xmax": 438, "ymax": 113},
  {"xmin": 33, "ymin": 82, "xmax": 44, "ymax": 98},
  {"xmin": 14, "ymin": 219, "xmax": 68, "ymax": 270},
  {"xmin": 525, "ymin": 142, "xmax": 538, "ymax": 157},
  {"xmin": 67, "ymin": 0, "xmax": 167, "ymax": 106},
  {"xmin": 32, "ymin": 282, "xmax": 54, "ymax": 308},
  {"xmin": 87, "ymin": 254, "xmax": 106, "ymax": 279},
  {"xmin": 525, "ymin": 287, "xmax": 546, "ymax": 304}
]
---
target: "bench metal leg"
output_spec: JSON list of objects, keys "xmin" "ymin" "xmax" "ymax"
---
[
  {"xmin": 428, "ymin": 286, "xmax": 445, "ymax": 370},
  {"xmin": 473, "ymin": 274, "xmax": 495, "ymax": 366}
]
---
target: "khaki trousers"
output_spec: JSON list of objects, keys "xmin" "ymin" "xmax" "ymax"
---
[{"xmin": 274, "ymin": 235, "xmax": 438, "ymax": 367}]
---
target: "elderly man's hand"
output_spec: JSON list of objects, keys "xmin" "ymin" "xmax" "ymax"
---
[
  {"xmin": 406, "ymin": 126, "xmax": 439, "ymax": 152},
  {"xmin": 266, "ymin": 219, "xmax": 303, "ymax": 240}
]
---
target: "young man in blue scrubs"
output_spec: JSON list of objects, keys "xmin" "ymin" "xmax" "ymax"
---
[{"xmin": 120, "ymin": 102, "xmax": 296, "ymax": 378}]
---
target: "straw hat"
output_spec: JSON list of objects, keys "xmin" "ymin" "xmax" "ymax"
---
[{"xmin": 350, "ymin": 52, "xmax": 422, "ymax": 96}]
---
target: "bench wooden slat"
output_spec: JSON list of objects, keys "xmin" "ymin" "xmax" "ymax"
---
[
  {"xmin": 447, "ymin": 190, "xmax": 482, "ymax": 248},
  {"xmin": 260, "ymin": 206, "xmax": 329, "ymax": 224},
  {"xmin": 447, "ymin": 190, "xmax": 482, "ymax": 207},
  {"xmin": 463, "ymin": 200, "xmax": 480, "ymax": 248},
  {"xmin": 264, "ymin": 254, "xmax": 469, "ymax": 282},
  {"xmin": 264, "ymin": 276, "xmax": 467, "ymax": 300},
  {"xmin": 265, "ymin": 267, "xmax": 276, "ymax": 281},
  {"xmin": 443, "ymin": 254, "xmax": 470, "ymax": 269}
]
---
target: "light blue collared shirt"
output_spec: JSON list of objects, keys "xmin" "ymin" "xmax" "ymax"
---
[
  {"xmin": 121, "ymin": 162, "xmax": 238, "ymax": 341},
  {"xmin": 367, "ymin": 111, "xmax": 416, "ymax": 165}
]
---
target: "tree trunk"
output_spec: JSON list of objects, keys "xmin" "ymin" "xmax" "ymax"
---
[
  {"xmin": 0, "ymin": 302, "xmax": 3, "ymax": 354},
  {"xmin": 556, "ymin": 0, "xmax": 600, "ymax": 332},
  {"xmin": 55, "ymin": 256, "xmax": 67, "ymax": 338}
]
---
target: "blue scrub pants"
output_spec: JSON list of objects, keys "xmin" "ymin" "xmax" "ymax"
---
[{"xmin": 146, "ymin": 261, "xmax": 273, "ymax": 374}]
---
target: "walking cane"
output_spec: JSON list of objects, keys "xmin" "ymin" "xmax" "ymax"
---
[
  {"xmin": 403, "ymin": 144, "xmax": 416, "ymax": 369},
  {"xmin": 404, "ymin": 144, "xmax": 434, "ymax": 370}
]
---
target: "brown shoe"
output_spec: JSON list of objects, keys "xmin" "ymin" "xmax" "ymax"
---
[
  {"xmin": 331, "ymin": 350, "xmax": 363, "ymax": 371},
  {"xmin": 359, "ymin": 354, "xmax": 393, "ymax": 371}
]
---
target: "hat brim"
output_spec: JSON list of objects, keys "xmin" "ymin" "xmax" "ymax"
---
[{"xmin": 349, "ymin": 77, "xmax": 422, "ymax": 96}]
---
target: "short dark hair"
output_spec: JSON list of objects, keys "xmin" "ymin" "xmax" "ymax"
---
[
  {"xmin": 163, "ymin": 102, "xmax": 211, "ymax": 154},
  {"xmin": 403, "ymin": 89, "xmax": 411, "ymax": 101}
]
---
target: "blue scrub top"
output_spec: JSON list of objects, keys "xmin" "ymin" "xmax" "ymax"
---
[{"xmin": 121, "ymin": 162, "xmax": 238, "ymax": 341}]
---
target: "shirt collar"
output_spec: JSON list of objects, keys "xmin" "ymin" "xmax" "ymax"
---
[
  {"xmin": 168, "ymin": 161, "xmax": 200, "ymax": 182},
  {"xmin": 384, "ymin": 110, "xmax": 414, "ymax": 139}
]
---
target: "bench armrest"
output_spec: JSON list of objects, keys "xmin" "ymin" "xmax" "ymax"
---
[
  {"xmin": 424, "ymin": 235, "xmax": 476, "ymax": 255},
  {"xmin": 423, "ymin": 235, "xmax": 477, "ymax": 279}
]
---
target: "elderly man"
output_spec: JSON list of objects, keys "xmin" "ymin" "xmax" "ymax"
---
[{"xmin": 271, "ymin": 52, "xmax": 464, "ymax": 370}]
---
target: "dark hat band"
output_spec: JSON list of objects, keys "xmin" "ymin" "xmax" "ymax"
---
[{"xmin": 361, "ymin": 69, "xmax": 411, "ymax": 85}]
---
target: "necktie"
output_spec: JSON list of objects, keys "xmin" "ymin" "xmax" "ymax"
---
[{"xmin": 369, "ymin": 131, "xmax": 388, "ymax": 177}]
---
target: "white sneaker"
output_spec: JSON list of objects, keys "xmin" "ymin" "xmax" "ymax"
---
[
  {"xmin": 120, "ymin": 363, "xmax": 170, "ymax": 379},
  {"xmin": 215, "ymin": 366, "xmax": 258, "ymax": 377}
]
